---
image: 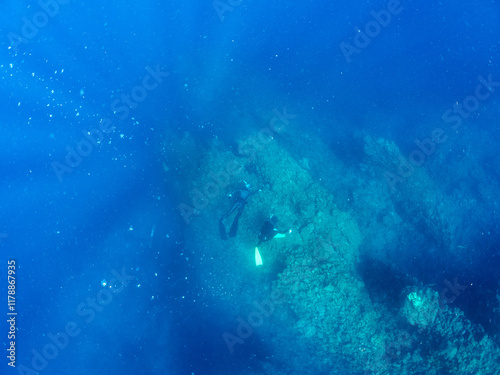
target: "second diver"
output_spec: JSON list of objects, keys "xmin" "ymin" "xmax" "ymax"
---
[{"xmin": 219, "ymin": 181, "xmax": 255, "ymax": 240}]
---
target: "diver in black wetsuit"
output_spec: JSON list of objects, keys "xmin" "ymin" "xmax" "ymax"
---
[
  {"xmin": 219, "ymin": 182, "xmax": 255, "ymax": 240},
  {"xmin": 257, "ymin": 215, "xmax": 290, "ymax": 246},
  {"xmin": 254, "ymin": 215, "xmax": 291, "ymax": 266}
]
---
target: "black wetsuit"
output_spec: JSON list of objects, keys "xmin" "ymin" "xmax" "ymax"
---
[
  {"xmin": 257, "ymin": 219, "xmax": 288, "ymax": 246},
  {"xmin": 219, "ymin": 188, "xmax": 252, "ymax": 239}
]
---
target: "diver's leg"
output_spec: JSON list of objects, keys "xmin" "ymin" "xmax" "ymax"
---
[
  {"xmin": 219, "ymin": 205, "xmax": 236, "ymax": 240},
  {"xmin": 228, "ymin": 207, "xmax": 243, "ymax": 237},
  {"xmin": 219, "ymin": 218, "xmax": 228, "ymax": 240},
  {"xmin": 220, "ymin": 202, "xmax": 238, "ymax": 220}
]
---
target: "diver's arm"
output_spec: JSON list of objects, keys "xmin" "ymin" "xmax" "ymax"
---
[
  {"xmin": 275, "ymin": 227, "xmax": 292, "ymax": 235},
  {"xmin": 248, "ymin": 188, "xmax": 261, "ymax": 196}
]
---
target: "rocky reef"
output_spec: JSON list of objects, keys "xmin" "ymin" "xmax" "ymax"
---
[{"xmin": 164, "ymin": 115, "xmax": 500, "ymax": 374}]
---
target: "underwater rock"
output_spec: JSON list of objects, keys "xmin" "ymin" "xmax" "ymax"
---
[
  {"xmin": 176, "ymin": 123, "xmax": 500, "ymax": 375},
  {"xmin": 402, "ymin": 288, "xmax": 440, "ymax": 328}
]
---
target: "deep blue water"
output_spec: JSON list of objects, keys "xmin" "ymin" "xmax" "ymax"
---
[{"xmin": 1, "ymin": 1, "xmax": 500, "ymax": 374}]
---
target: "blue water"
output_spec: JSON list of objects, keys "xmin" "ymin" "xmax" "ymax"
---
[{"xmin": 1, "ymin": 1, "xmax": 499, "ymax": 374}]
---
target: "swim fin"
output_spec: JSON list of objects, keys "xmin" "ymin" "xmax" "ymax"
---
[
  {"xmin": 228, "ymin": 217, "xmax": 239, "ymax": 237},
  {"xmin": 219, "ymin": 220, "xmax": 227, "ymax": 240},
  {"xmin": 255, "ymin": 247, "xmax": 263, "ymax": 266}
]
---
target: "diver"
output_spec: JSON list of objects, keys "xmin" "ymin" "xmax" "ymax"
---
[
  {"xmin": 254, "ymin": 215, "xmax": 291, "ymax": 266},
  {"xmin": 257, "ymin": 215, "xmax": 290, "ymax": 246},
  {"xmin": 219, "ymin": 181, "xmax": 255, "ymax": 240}
]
